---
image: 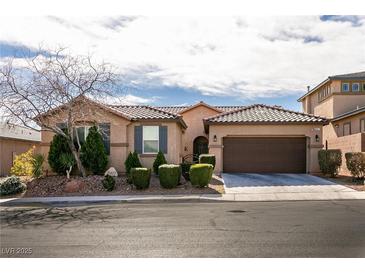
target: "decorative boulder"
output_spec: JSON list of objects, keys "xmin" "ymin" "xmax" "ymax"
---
[
  {"xmin": 104, "ymin": 167, "xmax": 118, "ymax": 177},
  {"xmin": 64, "ymin": 180, "xmax": 85, "ymax": 193}
]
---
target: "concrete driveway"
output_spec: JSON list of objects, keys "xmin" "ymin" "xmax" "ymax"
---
[{"xmin": 222, "ymin": 173, "xmax": 355, "ymax": 194}]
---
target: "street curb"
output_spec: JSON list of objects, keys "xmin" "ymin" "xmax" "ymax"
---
[{"xmin": 1, "ymin": 191, "xmax": 365, "ymax": 206}]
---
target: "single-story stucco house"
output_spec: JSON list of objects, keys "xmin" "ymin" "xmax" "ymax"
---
[{"xmin": 39, "ymin": 97, "xmax": 328, "ymax": 175}]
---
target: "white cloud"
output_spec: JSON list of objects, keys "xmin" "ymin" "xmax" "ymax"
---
[{"xmin": 1, "ymin": 16, "xmax": 365, "ymax": 100}]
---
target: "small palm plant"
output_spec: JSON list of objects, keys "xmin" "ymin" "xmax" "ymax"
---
[
  {"xmin": 31, "ymin": 154, "xmax": 45, "ymax": 178},
  {"xmin": 60, "ymin": 153, "xmax": 76, "ymax": 180}
]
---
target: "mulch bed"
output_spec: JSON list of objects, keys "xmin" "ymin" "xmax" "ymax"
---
[
  {"xmin": 19, "ymin": 174, "xmax": 225, "ymax": 198},
  {"xmin": 317, "ymin": 174, "xmax": 364, "ymax": 192}
]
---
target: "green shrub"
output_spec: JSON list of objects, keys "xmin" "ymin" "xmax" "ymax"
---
[
  {"xmin": 10, "ymin": 146, "xmax": 35, "ymax": 176},
  {"xmin": 318, "ymin": 149, "xmax": 342, "ymax": 177},
  {"xmin": 199, "ymin": 154, "xmax": 216, "ymax": 168},
  {"xmin": 125, "ymin": 152, "xmax": 142, "ymax": 174},
  {"xmin": 0, "ymin": 176, "xmax": 26, "ymax": 196},
  {"xmin": 159, "ymin": 164, "xmax": 181, "ymax": 189},
  {"xmin": 80, "ymin": 126, "xmax": 108, "ymax": 174},
  {"xmin": 48, "ymin": 134, "xmax": 72, "ymax": 175},
  {"xmin": 153, "ymin": 151, "xmax": 167, "ymax": 175},
  {"xmin": 102, "ymin": 175, "xmax": 116, "ymax": 191},
  {"xmin": 189, "ymin": 164, "xmax": 213, "ymax": 188},
  {"xmin": 130, "ymin": 168, "xmax": 151, "ymax": 190},
  {"xmin": 180, "ymin": 162, "xmax": 193, "ymax": 181},
  {"xmin": 31, "ymin": 153, "xmax": 44, "ymax": 178},
  {"xmin": 345, "ymin": 152, "xmax": 365, "ymax": 180}
]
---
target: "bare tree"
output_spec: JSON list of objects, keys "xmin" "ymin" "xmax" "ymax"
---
[{"xmin": 0, "ymin": 47, "xmax": 122, "ymax": 177}]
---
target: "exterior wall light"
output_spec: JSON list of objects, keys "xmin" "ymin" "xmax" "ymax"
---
[
  {"xmin": 213, "ymin": 135, "xmax": 217, "ymax": 142},
  {"xmin": 315, "ymin": 134, "xmax": 320, "ymax": 142}
]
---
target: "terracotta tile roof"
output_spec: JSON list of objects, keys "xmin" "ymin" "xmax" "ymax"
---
[
  {"xmin": 109, "ymin": 105, "xmax": 179, "ymax": 120},
  {"xmin": 204, "ymin": 104, "xmax": 328, "ymax": 124},
  {"xmin": 157, "ymin": 105, "xmax": 243, "ymax": 114}
]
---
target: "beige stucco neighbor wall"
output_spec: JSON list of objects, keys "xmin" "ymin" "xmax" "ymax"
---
[
  {"xmin": 326, "ymin": 133, "xmax": 364, "ymax": 176},
  {"xmin": 127, "ymin": 121, "xmax": 183, "ymax": 170},
  {"xmin": 180, "ymin": 105, "xmax": 220, "ymax": 156},
  {"xmin": 208, "ymin": 124, "xmax": 323, "ymax": 174},
  {"xmin": 0, "ymin": 138, "xmax": 40, "ymax": 176}
]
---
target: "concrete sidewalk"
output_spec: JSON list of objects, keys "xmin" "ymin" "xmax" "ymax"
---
[{"xmin": 1, "ymin": 190, "xmax": 365, "ymax": 206}]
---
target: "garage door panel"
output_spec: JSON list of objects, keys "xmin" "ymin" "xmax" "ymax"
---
[{"xmin": 223, "ymin": 137, "xmax": 306, "ymax": 173}]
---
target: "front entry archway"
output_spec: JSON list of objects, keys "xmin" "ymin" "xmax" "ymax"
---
[{"xmin": 193, "ymin": 136, "xmax": 209, "ymax": 160}]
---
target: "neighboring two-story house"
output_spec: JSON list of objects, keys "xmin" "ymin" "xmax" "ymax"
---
[{"xmin": 298, "ymin": 71, "xmax": 365, "ymax": 175}]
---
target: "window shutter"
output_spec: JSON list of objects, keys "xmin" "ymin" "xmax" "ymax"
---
[
  {"xmin": 134, "ymin": 126, "xmax": 143, "ymax": 154},
  {"xmin": 99, "ymin": 123, "xmax": 111, "ymax": 155},
  {"xmin": 159, "ymin": 126, "xmax": 168, "ymax": 154}
]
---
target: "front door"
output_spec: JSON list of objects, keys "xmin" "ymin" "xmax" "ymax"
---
[{"xmin": 193, "ymin": 136, "xmax": 209, "ymax": 160}]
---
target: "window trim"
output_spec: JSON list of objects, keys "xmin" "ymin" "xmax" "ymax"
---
[
  {"xmin": 142, "ymin": 126, "xmax": 159, "ymax": 154},
  {"xmin": 360, "ymin": 119, "xmax": 365, "ymax": 133},
  {"xmin": 352, "ymin": 82, "xmax": 360, "ymax": 92},
  {"xmin": 343, "ymin": 122, "xmax": 351, "ymax": 136},
  {"xmin": 342, "ymin": 82, "xmax": 350, "ymax": 92}
]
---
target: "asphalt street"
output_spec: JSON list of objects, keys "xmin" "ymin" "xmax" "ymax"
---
[{"xmin": 1, "ymin": 200, "xmax": 365, "ymax": 257}]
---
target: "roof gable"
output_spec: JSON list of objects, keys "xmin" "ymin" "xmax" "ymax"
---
[{"xmin": 178, "ymin": 101, "xmax": 223, "ymax": 114}]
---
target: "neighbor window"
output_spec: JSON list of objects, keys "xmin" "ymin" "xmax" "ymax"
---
[
  {"xmin": 143, "ymin": 126, "xmax": 159, "ymax": 153},
  {"xmin": 361, "ymin": 119, "xmax": 365, "ymax": 133},
  {"xmin": 342, "ymin": 83, "xmax": 349, "ymax": 92},
  {"xmin": 352, "ymin": 83, "xmax": 360, "ymax": 92},
  {"xmin": 343, "ymin": 123, "xmax": 351, "ymax": 136}
]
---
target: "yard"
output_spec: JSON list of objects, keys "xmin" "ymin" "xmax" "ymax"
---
[{"xmin": 0, "ymin": 174, "xmax": 224, "ymax": 198}]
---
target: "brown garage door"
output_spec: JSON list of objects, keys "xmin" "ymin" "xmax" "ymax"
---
[{"xmin": 223, "ymin": 137, "xmax": 306, "ymax": 173}]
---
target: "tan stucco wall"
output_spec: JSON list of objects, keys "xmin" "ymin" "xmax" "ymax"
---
[
  {"xmin": 326, "ymin": 133, "xmax": 364, "ymax": 176},
  {"xmin": 208, "ymin": 124, "xmax": 323, "ymax": 174},
  {"xmin": 180, "ymin": 105, "xmax": 220, "ymax": 156},
  {"xmin": 40, "ymin": 103, "xmax": 131, "ymax": 174},
  {"xmin": 324, "ymin": 112, "xmax": 365, "ymax": 141},
  {"xmin": 0, "ymin": 138, "xmax": 40, "ymax": 176},
  {"xmin": 127, "ymin": 121, "xmax": 183, "ymax": 170}
]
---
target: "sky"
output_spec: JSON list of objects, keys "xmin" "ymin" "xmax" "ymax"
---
[{"xmin": 0, "ymin": 16, "xmax": 365, "ymax": 111}]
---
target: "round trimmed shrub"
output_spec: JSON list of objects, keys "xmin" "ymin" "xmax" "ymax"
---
[
  {"xmin": 198, "ymin": 154, "xmax": 216, "ymax": 168},
  {"xmin": 102, "ymin": 175, "xmax": 116, "ymax": 191},
  {"xmin": 159, "ymin": 164, "xmax": 181, "ymax": 189},
  {"xmin": 0, "ymin": 176, "xmax": 26, "ymax": 196},
  {"xmin": 130, "ymin": 168, "xmax": 151, "ymax": 190},
  {"xmin": 189, "ymin": 164, "xmax": 213, "ymax": 188}
]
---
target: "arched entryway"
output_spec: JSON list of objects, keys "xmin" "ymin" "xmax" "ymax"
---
[{"xmin": 193, "ymin": 136, "xmax": 209, "ymax": 159}]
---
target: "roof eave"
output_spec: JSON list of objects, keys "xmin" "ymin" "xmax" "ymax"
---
[
  {"xmin": 204, "ymin": 120, "xmax": 329, "ymax": 126},
  {"xmin": 297, "ymin": 78, "xmax": 330, "ymax": 102}
]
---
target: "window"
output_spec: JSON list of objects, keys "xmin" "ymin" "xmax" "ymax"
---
[
  {"xmin": 343, "ymin": 123, "xmax": 351, "ymax": 136},
  {"xmin": 363, "ymin": 83, "xmax": 365, "ymax": 92},
  {"xmin": 352, "ymin": 83, "xmax": 360, "ymax": 92},
  {"xmin": 74, "ymin": 126, "xmax": 91, "ymax": 148},
  {"xmin": 342, "ymin": 83, "xmax": 349, "ymax": 92},
  {"xmin": 361, "ymin": 119, "xmax": 365, "ymax": 133},
  {"xmin": 143, "ymin": 126, "xmax": 159, "ymax": 153}
]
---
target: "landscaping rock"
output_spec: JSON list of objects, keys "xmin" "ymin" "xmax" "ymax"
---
[
  {"xmin": 104, "ymin": 167, "xmax": 118, "ymax": 177},
  {"xmin": 64, "ymin": 180, "xmax": 85, "ymax": 193}
]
